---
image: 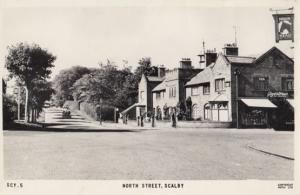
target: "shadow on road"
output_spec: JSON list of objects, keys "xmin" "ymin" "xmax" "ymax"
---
[{"xmin": 4, "ymin": 122, "xmax": 140, "ymax": 133}]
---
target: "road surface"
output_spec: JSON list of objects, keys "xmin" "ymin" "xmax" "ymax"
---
[{"xmin": 3, "ymin": 108, "xmax": 294, "ymax": 180}]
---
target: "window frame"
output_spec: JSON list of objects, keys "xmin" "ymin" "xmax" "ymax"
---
[
  {"xmin": 215, "ymin": 78, "xmax": 225, "ymax": 92},
  {"xmin": 169, "ymin": 86, "xmax": 176, "ymax": 98},
  {"xmin": 253, "ymin": 76, "xmax": 269, "ymax": 91},
  {"xmin": 191, "ymin": 86, "xmax": 200, "ymax": 96},
  {"xmin": 203, "ymin": 83, "xmax": 210, "ymax": 95},
  {"xmin": 281, "ymin": 77, "xmax": 294, "ymax": 91}
]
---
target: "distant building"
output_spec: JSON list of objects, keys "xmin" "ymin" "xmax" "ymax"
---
[
  {"xmin": 185, "ymin": 44, "xmax": 294, "ymax": 129},
  {"xmin": 121, "ymin": 66, "xmax": 165, "ymax": 119},
  {"xmin": 152, "ymin": 58, "xmax": 202, "ymax": 119},
  {"xmin": 136, "ymin": 67, "xmax": 165, "ymax": 117}
]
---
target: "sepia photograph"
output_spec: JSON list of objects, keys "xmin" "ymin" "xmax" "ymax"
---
[{"xmin": 0, "ymin": 0, "xmax": 298, "ymax": 194}]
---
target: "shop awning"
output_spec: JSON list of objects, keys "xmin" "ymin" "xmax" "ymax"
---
[
  {"xmin": 287, "ymin": 99, "xmax": 294, "ymax": 108},
  {"xmin": 121, "ymin": 103, "xmax": 145, "ymax": 115},
  {"xmin": 241, "ymin": 98, "xmax": 277, "ymax": 108}
]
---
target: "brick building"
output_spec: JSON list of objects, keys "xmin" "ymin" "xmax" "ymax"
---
[
  {"xmin": 185, "ymin": 44, "xmax": 294, "ymax": 129},
  {"xmin": 152, "ymin": 59, "xmax": 202, "ymax": 119}
]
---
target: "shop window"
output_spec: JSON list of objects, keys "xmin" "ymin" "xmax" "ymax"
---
[
  {"xmin": 254, "ymin": 77, "xmax": 269, "ymax": 91},
  {"xmin": 191, "ymin": 86, "xmax": 200, "ymax": 96},
  {"xmin": 241, "ymin": 109, "xmax": 267, "ymax": 126},
  {"xmin": 215, "ymin": 78, "xmax": 225, "ymax": 92},
  {"xmin": 210, "ymin": 102, "xmax": 229, "ymax": 121},
  {"xmin": 203, "ymin": 83, "xmax": 210, "ymax": 95},
  {"xmin": 282, "ymin": 77, "xmax": 294, "ymax": 91}
]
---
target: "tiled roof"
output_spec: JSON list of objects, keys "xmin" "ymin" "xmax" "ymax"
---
[
  {"xmin": 152, "ymin": 81, "xmax": 166, "ymax": 92},
  {"xmin": 225, "ymin": 56, "xmax": 256, "ymax": 64},
  {"xmin": 185, "ymin": 64, "xmax": 214, "ymax": 86},
  {"xmin": 146, "ymin": 76, "xmax": 164, "ymax": 82}
]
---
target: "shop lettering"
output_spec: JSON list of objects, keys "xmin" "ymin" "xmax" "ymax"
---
[{"xmin": 267, "ymin": 92, "xmax": 288, "ymax": 98}]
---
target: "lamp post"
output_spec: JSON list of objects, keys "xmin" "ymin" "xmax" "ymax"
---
[
  {"xmin": 233, "ymin": 68, "xmax": 240, "ymax": 128},
  {"xmin": 115, "ymin": 108, "xmax": 119, "ymax": 123}
]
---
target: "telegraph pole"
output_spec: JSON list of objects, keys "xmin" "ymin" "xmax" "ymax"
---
[{"xmin": 234, "ymin": 68, "xmax": 240, "ymax": 128}]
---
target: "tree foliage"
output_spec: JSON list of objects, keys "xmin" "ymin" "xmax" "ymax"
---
[
  {"xmin": 52, "ymin": 66, "xmax": 91, "ymax": 106},
  {"xmin": 5, "ymin": 42, "xmax": 56, "ymax": 122},
  {"xmin": 31, "ymin": 80, "xmax": 54, "ymax": 112},
  {"xmin": 54, "ymin": 57, "xmax": 154, "ymax": 112},
  {"xmin": 72, "ymin": 61, "xmax": 137, "ymax": 109},
  {"xmin": 134, "ymin": 57, "xmax": 153, "ymax": 82},
  {"xmin": 5, "ymin": 43, "xmax": 56, "ymax": 86}
]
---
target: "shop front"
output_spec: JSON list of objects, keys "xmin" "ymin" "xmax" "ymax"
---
[{"xmin": 240, "ymin": 98, "xmax": 277, "ymax": 128}]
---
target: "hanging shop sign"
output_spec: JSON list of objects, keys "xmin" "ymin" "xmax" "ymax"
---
[{"xmin": 272, "ymin": 13, "xmax": 294, "ymax": 42}]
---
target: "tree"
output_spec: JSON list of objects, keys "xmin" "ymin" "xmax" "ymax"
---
[
  {"xmin": 31, "ymin": 80, "xmax": 54, "ymax": 122},
  {"xmin": 5, "ymin": 42, "xmax": 56, "ymax": 122},
  {"xmin": 134, "ymin": 57, "xmax": 153, "ymax": 82},
  {"xmin": 53, "ymin": 66, "xmax": 91, "ymax": 106}
]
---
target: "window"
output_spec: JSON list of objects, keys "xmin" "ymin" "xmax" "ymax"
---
[
  {"xmin": 169, "ymin": 86, "xmax": 176, "ymax": 97},
  {"xmin": 156, "ymin": 92, "xmax": 161, "ymax": 100},
  {"xmin": 204, "ymin": 104, "xmax": 211, "ymax": 120},
  {"xmin": 140, "ymin": 91, "xmax": 144, "ymax": 101},
  {"xmin": 254, "ymin": 77, "xmax": 269, "ymax": 91},
  {"xmin": 215, "ymin": 78, "xmax": 225, "ymax": 92},
  {"xmin": 203, "ymin": 83, "xmax": 210, "ymax": 95},
  {"xmin": 282, "ymin": 77, "xmax": 294, "ymax": 91},
  {"xmin": 210, "ymin": 102, "xmax": 229, "ymax": 121},
  {"xmin": 192, "ymin": 104, "xmax": 201, "ymax": 119},
  {"xmin": 191, "ymin": 86, "xmax": 200, "ymax": 96}
]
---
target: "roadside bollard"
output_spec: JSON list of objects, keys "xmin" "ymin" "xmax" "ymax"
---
[{"xmin": 137, "ymin": 116, "xmax": 140, "ymax": 126}]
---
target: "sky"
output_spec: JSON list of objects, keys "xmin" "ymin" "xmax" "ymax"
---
[{"xmin": 1, "ymin": 5, "xmax": 295, "ymax": 79}]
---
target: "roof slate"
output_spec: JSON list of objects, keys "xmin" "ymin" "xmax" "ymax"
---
[
  {"xmin": 185, "ymin": 64, "xmax": 214, "ymax": 86},
  {"xmin": 152, "ymin": 81, "xmax": 166, "ymax": 92}
]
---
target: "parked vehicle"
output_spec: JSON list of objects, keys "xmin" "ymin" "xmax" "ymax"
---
[{"xmin": 62, "ymin": 106, "xmax": 71, "ymax": 119}]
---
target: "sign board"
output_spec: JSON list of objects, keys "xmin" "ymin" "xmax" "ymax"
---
[{"xmin": 272, "ymin": 14, "xmax": 294, "ymax": 42}]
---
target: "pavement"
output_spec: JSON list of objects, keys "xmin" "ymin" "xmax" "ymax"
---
[{"xmin": 3, "ymin": 107, "xmax": 294, "ymax": 180}]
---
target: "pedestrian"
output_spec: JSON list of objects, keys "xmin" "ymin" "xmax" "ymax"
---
[
  {"xmin": 96, "ymin": 105, "xmax": 102, "ymax": 125},
  {"xmin": 171, "ymin": 108, "xmax": 176, "ymax": 128},
  {"xmin": 141, "ymin": 115, "xmax": 144, "ymax": 127}
]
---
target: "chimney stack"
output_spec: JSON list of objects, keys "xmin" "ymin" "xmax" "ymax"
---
[
  {"xmin": 223, "ymin": 43, "xmax": 238, "ymax": 56},
  {"xmin": 179, "ymin": 58, "xmax": 192, "ymax": 69},
  {"xmin": 157, "ymin": 65, "xmax": 165, "ymax": 78},
  {"xmin": 198, "ymin": 48, "xmax": 218, "ymax": 68}
]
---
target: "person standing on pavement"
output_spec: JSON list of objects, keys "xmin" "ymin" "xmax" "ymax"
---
[
  {"xmin": 171, "ymin": 107, "xmax": 176, "ymax": 128},
  {"xmin": 96, "ymin": 104, "xmax": 102, "ymax": 125}
]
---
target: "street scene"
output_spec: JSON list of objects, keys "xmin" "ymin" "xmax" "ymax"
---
[
  {"xmin": 2, "ymin": 5, "xmax": 295, "ymax": 181},
  {"xmin": 4, "ymin": 107, "xmax": 294, "ymax": 180}
]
